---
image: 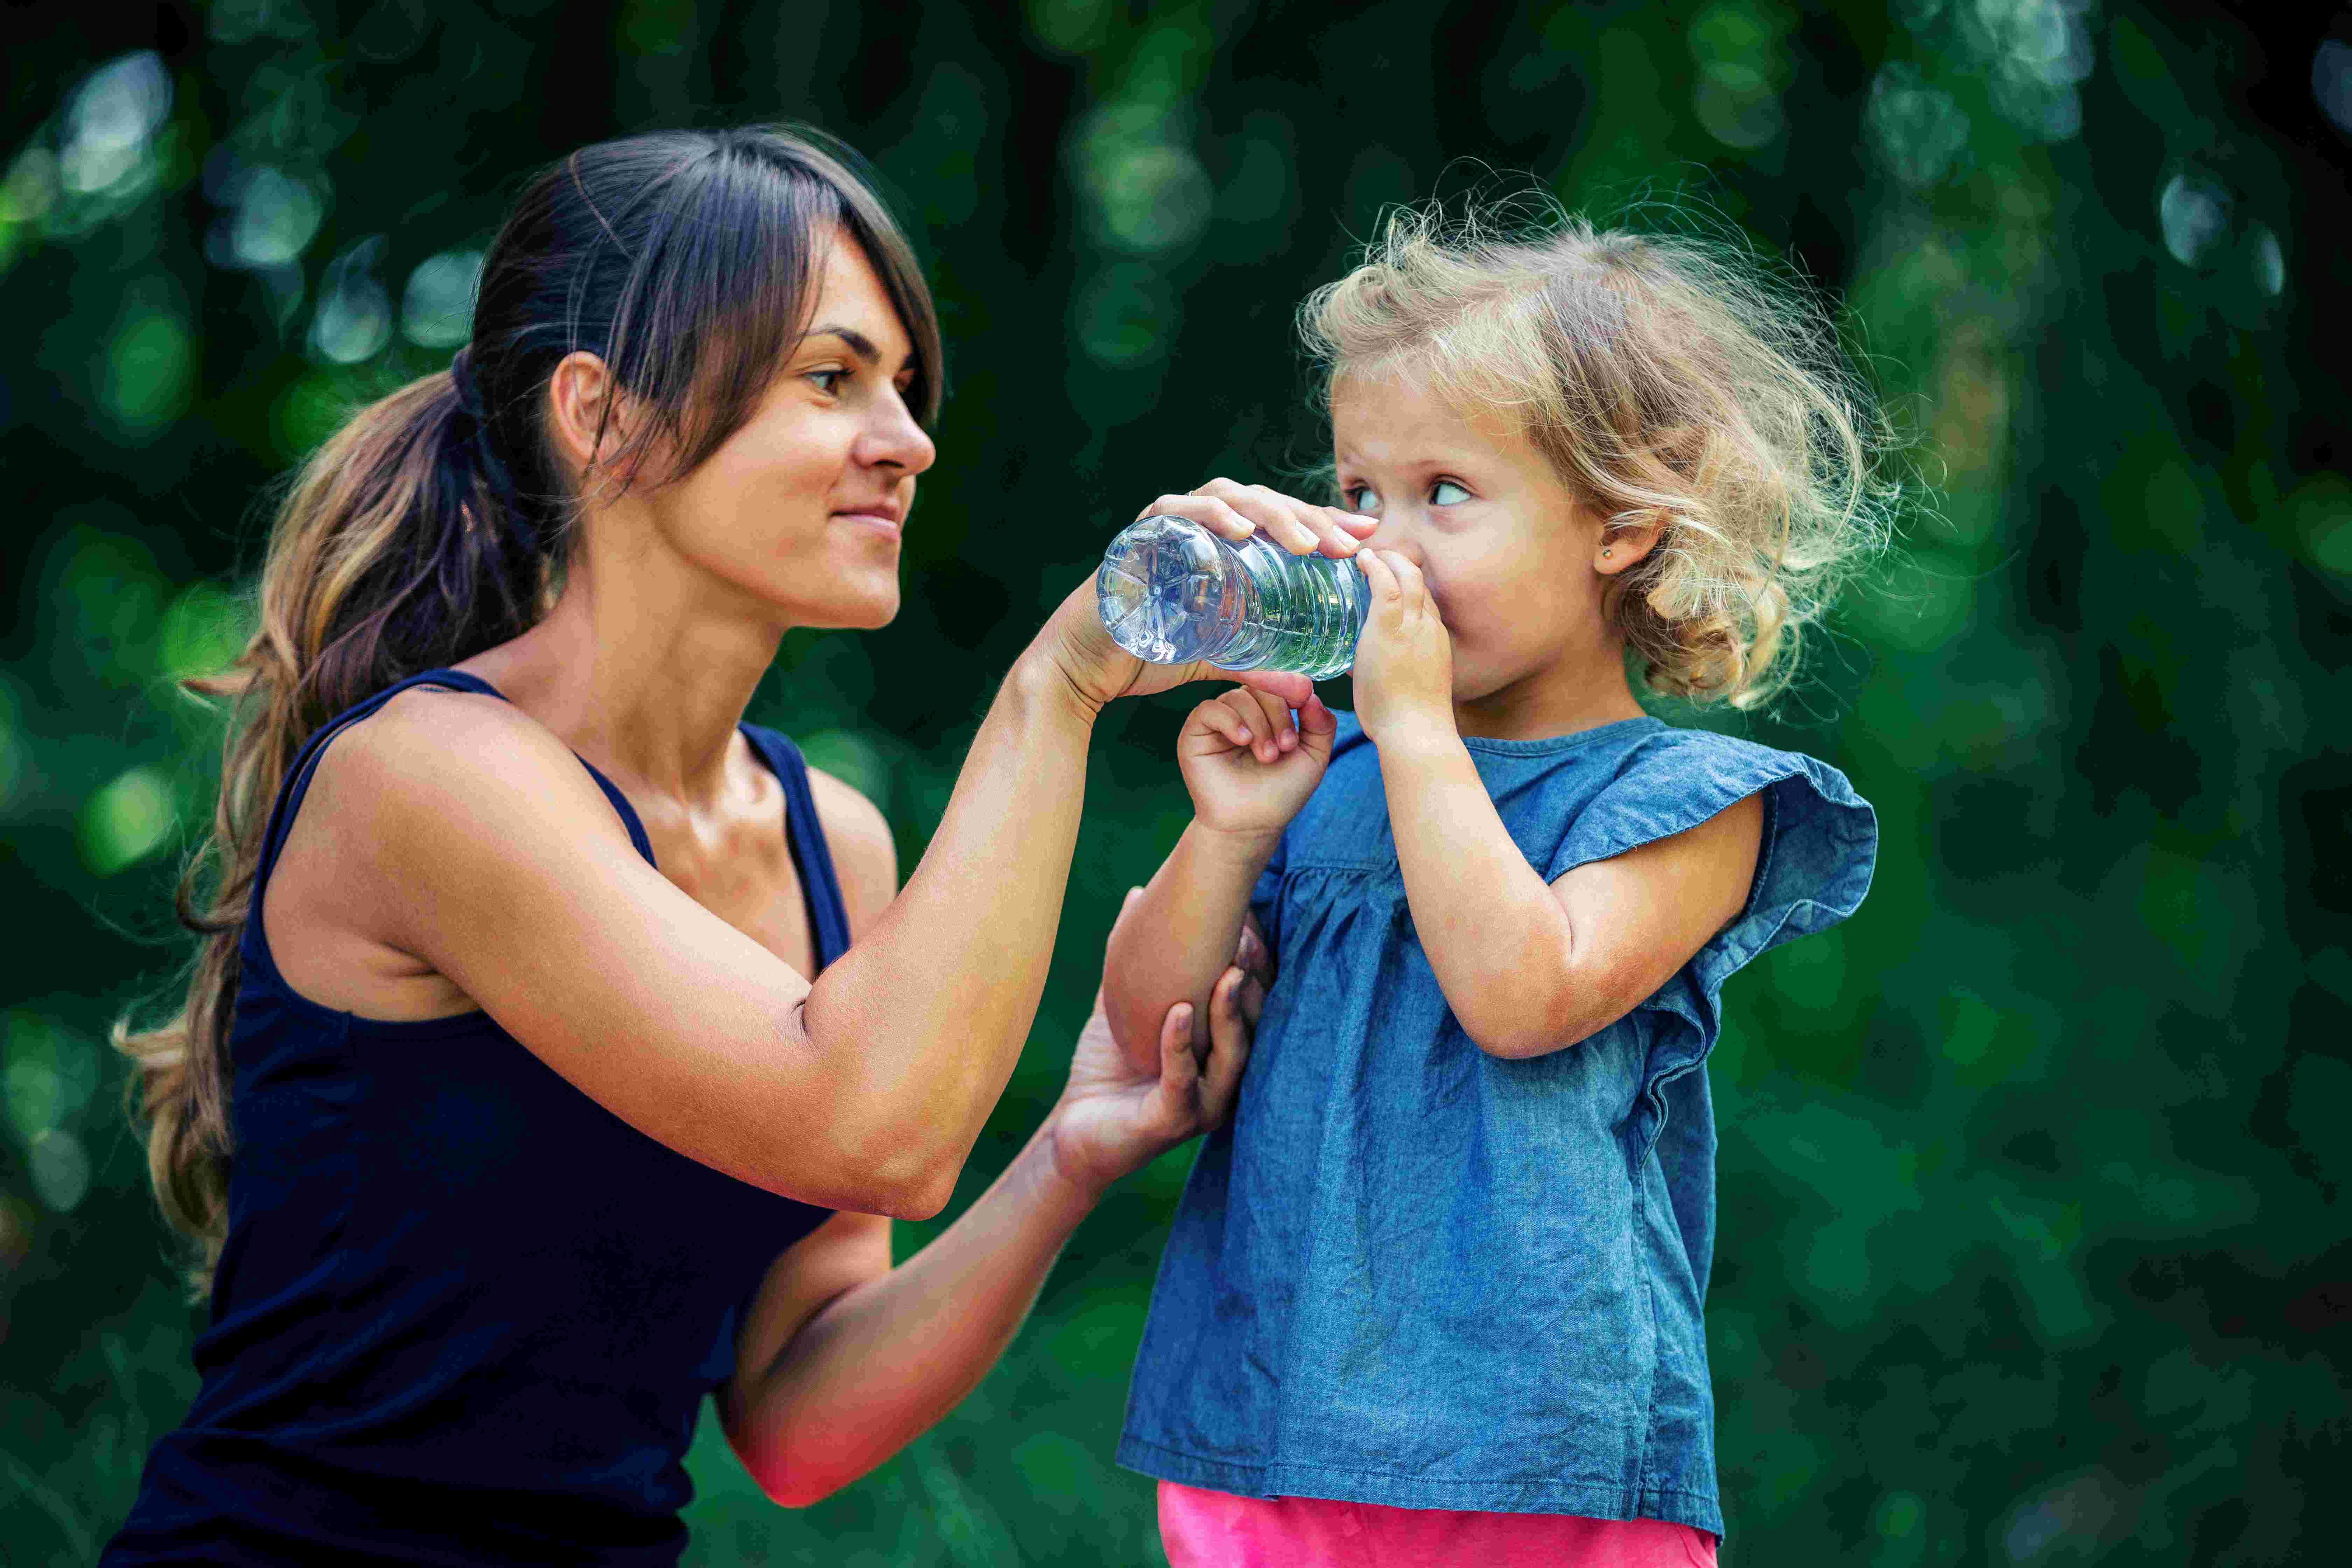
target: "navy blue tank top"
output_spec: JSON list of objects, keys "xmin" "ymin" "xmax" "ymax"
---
[{"xmin": 105, "ymin": 671, "xmax": 847, "ymax": 1566}]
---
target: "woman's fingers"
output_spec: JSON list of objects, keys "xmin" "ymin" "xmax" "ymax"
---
[
  {"xmin": 1139, "ymin": 493, "xmax": 1260, "ymax": 545},
  {"xmin": 1197, "ymin": 966, "xmax": 1253, "ymax": 1121},
  {"xmin": 1156, "ymin": 1000, "xmax": 1199, "ymax": 1105},
  {"xmin": 1195, "ymin": 479, "xmax": 1325, "ymax": 557},
  {"xmin": 1356, "ymin": 546, "xmax": 1400, "ymax": 602},
  {"xmin": 1223, "ymin": 666, "xmax": 1315, "ymax": 709},
  {"xmin": 1236, "ymin": 971, "xmax": 1266, "ymax": 1029},
  {"xmin": 1146, "ymin": 479, "xmax": 1367, "ymax": 560}
]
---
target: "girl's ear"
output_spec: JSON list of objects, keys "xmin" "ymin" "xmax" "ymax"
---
[{"xmin": 1596, "ymin": 510, "xmax": 1667, "ymax": 575}]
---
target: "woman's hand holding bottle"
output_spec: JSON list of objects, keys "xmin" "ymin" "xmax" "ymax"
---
[{"xmin": 1034, "ymin": 479, "xmax": 1375, "ymax": 714}]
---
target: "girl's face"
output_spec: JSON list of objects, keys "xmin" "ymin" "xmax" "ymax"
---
[
  {"xmin": 645, "ymin": 228, "xmax": 936, "ymax": 630},
  {"xmin": 1331, "ymin": 370, "xmax": 1616, "ymax": 720}
]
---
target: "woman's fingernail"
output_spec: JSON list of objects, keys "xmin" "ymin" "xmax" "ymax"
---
[
  {"xmin": 1278, "ymin": 731, "xmax": 1296, "ymax": 751},
  {"xmin": 1236, "ymin": 727, "xmax": 1252, "ymax": 741}
]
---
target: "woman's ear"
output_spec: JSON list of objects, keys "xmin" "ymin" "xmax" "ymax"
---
[
  {"xmin": 1596, "ymin": 510, "xmax": 1667, "ymax": 575},
  {"xmin": 545, "ymin": 351, "xmax": 616, "ymax": 478},
  {"xmin": 544, "ymin": 351, "xmax": 661, "ymax": 486}
]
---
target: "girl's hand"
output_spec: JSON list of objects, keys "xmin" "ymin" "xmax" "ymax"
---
[
  {"xmin": 1180, "ymin": 687, "xmax": 1338, "ymax": 840},
  {"xmin": 1049, "ymin": 938, "xmax": 1261, "ymax": 1201},
  {"xmin": 1350, "ymin": 549, "xmax": 1457, "ymax": 748}
]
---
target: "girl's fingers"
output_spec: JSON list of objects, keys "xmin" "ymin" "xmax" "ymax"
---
[
  {"xmin": 1384, "ymin": 550, "xmax": 1429, "ymax": 606},
  {"xmin": 1355, "ymin": 547, "xmax": 1400, "ymax": 601},
  {"xmin": 1239, "ymin": 686, "xmax": 1300, "ymax": 758},
  {"xmin": 1328, "ymin": 505, "xmax": 1380, "ymax": 540},
  {"xmin": 1192, "ymin": 696, "xmax": 1255, "ymax": 750}
]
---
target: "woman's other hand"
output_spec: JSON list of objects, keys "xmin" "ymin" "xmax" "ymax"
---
[{"xmin": 1047, "ymin": 899, "xmax": 1266, "ymax": 1199}]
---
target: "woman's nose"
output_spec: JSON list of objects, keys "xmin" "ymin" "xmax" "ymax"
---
[{"xmin": 859, "ymin": 394, "xmax": 936, "ymax": 477}]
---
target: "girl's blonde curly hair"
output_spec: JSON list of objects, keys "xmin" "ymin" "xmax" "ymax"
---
[{"xmin": 1301, "ymin": 198, "xmax": 1896, "ymax": 709}]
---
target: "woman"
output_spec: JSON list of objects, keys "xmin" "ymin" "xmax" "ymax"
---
[{"xmin": 103, "ymin": 126, "xmax": 1370, "ymax": 1563}]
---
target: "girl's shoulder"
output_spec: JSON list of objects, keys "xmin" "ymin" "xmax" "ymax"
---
[
  {"xmin": 1558, "ymin": 720, "xmax": 1871, "ymax": 860},
  {"xmin": 1559, "ymin": 722, "xmax": 1879, "ymax": 976}
]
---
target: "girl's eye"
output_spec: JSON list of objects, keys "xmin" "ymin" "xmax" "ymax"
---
[
  {"xmin": 1345, "ymin": 484, "xmax": 1382, "ymax": 512},
  {"xmin": 1430, "ymin": 480, "xmax": 1471, "ymax": 505},
  {"xmin": 808, "ymin": 369, "xmax": 847, "ymax": 395}
]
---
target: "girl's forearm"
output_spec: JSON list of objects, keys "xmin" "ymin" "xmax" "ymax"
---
[
  {"xmin": 796, "ymin": 650, "xmax": 1098, "ymax": 1213},
  {"xmin": 1103, "ymin": 821, "xmax": 1273, "ymax": 1064},
  {"xmin": 726, "ymin": 1115, "xmax": 1099, "ymax": 1506},
  {"xmin": 1380, "ymin": 733, "xmax": 1580, "ymax": 1059}
]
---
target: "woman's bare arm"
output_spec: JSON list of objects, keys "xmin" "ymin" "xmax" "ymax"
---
[{"xmin": 720, "ymin": 892, "xmax": 1260, "ymax": 1506}]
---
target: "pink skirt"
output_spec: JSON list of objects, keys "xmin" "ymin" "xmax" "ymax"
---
[{"xmin": 1160, "ymin": 1480, "xmax": 1719, "ymax": 1568}]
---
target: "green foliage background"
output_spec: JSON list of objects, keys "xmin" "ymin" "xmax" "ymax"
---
[{"xmin": 4, "ymin": 1, "xmax": 2346, "ymax": 1563}]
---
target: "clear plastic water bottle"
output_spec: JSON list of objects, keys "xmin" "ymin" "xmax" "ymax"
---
[{"xmin": 1095, "ymin": 515, "xmax": 1370, "ymax": 680}]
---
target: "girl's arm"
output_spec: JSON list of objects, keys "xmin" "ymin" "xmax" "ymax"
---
[
  {"xmin": 1378, "ymin": 732, "xmax": 1760, "ymax": 1058},
  {"xmin": 1102, "ymin": 819, "xmax": 1275, "ymax": 1074},
  {"xmin": 1352, "ymin": 551, "xmax": 1761, "ymax": 1059},
  {"xmin": 722, "ymin": 903, "xmax": 1260, "ymax": 1506}
]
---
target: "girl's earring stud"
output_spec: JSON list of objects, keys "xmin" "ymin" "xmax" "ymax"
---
[{"xmin": 1602, "ymin": 548, "xmax": 1613, "ymax": 558}]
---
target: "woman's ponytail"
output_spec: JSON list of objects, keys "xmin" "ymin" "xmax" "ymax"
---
[{"xmin": 113, "ymin": 359, "xmax": 548, "ymax": 1289}]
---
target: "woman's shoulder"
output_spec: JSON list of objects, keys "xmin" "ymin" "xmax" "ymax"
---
[{"xmin": 312, "ymin": 683, "xmax": 611, "ymax": 833}]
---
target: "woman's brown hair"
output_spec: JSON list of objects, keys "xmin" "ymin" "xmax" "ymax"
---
[{"xmin": 116, "ymin": 125, "xmax": 942, "ymax": 1288}]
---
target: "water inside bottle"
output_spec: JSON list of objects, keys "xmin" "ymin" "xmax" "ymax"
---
[{"xmin": 1096, "ymin": 515, "xmax": 1367, "ymax": 679}]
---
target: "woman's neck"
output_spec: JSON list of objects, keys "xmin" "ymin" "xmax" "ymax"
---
[{"xmin": 463, "ymin": 540, "xmax": 790, "ymax": 807}]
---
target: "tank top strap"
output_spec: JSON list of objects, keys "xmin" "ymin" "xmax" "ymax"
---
[
  {"xmin": 252, "ymin": 668, "xmax": 657, "ymax": 899},
  {"xmin": 738, "ymin": 726, "xmax": 856, "ymax": 970}
]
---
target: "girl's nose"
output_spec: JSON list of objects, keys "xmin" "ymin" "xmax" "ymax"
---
[{"xmin": 1364, "ymin": 530, "xmax": 1427, "ymax": 570}]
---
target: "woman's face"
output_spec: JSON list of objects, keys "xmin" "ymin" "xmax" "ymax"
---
[{"xmin": 646, "ymin": 227, "xmax": 936, "ymax": 629}]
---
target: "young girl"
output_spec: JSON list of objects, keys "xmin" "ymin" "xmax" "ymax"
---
[{"xmin": 1103, "ymin": 205, "xmax": 1889, "ymax": 1564}]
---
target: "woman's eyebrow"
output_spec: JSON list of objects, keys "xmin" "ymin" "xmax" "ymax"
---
[
  {"xmin": 802, "ymin": 324, "xmax": 916, "ymax": 371},
  {"xmin": 802, "ymin": 325, "xmax": 880, "ymax": 363}
]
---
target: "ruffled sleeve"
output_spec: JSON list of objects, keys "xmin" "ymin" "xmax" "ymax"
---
[{"xmin": 1548, "ymin": 732, "xmax": 1878, "ymax": 1139}]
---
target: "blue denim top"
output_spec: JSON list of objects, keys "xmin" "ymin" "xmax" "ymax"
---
[{"xmin": 1118, "ymin": 712, "xmax": 1877, "ymax": 1535}]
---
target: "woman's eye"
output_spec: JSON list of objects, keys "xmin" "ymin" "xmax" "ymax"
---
[
  {"xmin": 1430, "ymin": 480, "xmax": 1471, "ymax": 505},
  {"xmin": 809, "ymin": 369, "xmax": 847, "ymax": 394},
  {"xmin": 1345, "ymin": 485, "xmax": 1381, "ymax": 512}
]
